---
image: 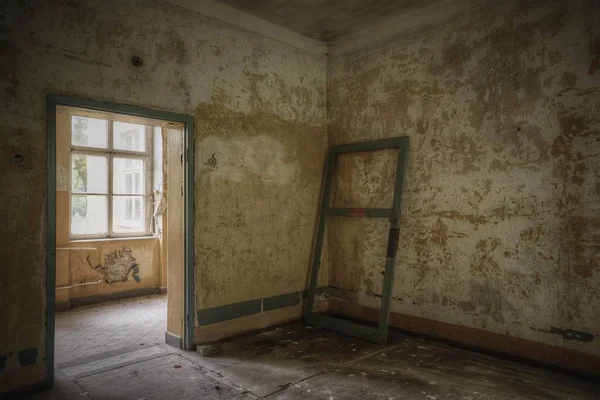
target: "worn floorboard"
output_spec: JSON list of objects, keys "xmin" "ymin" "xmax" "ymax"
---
[
  {"xmin": 22, "ymin": 302, "xmax": 600, "ymax": 400},
  {"xmin": 265, "ymin": 333, "xmax": 598, "ymax": 400},
  {"xmin": 55, "ymin": 294, "xmax": 167, "ymax": 366},
  {"xmin": 77, "ymin": 353, "xmax": 256, "ymax": 400}
]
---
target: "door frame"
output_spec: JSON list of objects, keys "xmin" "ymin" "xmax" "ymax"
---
[{"xmin": 45, "ymin": 95, "xmax": 195, "ymax": 387}]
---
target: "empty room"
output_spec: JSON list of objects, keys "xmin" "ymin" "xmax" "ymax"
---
[{"xmin": 0, "ymin": 0, "xmax": 598, "ymax": 399}]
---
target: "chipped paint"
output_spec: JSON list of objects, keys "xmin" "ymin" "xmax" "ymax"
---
[
  {"xmin": 2, "ymin": 0, "xmax": 598, "ymax": 392},
  {"xmin": 0, "ymin": 0, "xmax": 326, "ymax": 380},
  {"xmin": 327, "ymin": 0, "xmax": 600, "ymax": 357}
]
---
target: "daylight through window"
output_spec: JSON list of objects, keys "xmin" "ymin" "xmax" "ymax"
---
[{"xmin": 70, "ymin": 115, "xmax": 153, "ymax": 238}]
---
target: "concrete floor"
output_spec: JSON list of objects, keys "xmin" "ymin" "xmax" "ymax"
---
[{"xmin": 24, "ymin": 299, "xmax": 600, "ymax": 399}]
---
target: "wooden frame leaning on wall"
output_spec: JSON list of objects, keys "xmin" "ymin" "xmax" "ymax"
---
[{"xmin": 304, "ymin": 137, "xmax": 409, "ymax": 345}]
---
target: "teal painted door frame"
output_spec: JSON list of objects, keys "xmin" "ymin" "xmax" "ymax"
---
[{"xmin": 45, "ymin": 95, "xmax": 195, "ymax": 387}]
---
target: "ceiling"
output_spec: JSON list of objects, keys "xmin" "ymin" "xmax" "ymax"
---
[{"xmin": 212, "ymin": 0, "xmax": 445, "ymax": 43}]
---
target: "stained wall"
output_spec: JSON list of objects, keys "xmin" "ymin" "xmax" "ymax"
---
[
  {"xmin": 0, "ymin": 0, "xmax": 326, "ymax": 391},
  {"xmin": 327, "ymin": 0, "xmax": 600, "ymax": 364},
  {"xmin": 2, "ymin": 0, "xmax": 598, "ymax": 392}
]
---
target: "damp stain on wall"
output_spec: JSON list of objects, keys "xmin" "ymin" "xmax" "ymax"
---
[{"xmin": 194, "ymin": 103, "xmax": 328, "ymax": 309}]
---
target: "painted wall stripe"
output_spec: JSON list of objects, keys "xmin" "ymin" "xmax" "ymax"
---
[
  {"xmin": 197, "ymin": 286, "xmax": 330, "ymax": 326},
  {"xmin": 315, "ymin": 286, "xmax": 330, "ymax": 298},
  {"xmin": 197, "ymin": 299, "xmax": 262, "ymax": 326},
  {"xmin": 17, "ymin": 348, "xmax": 38, "ymax": 366},
  {"xmin": 301, "ymin": 286, "xmax": 330, "ymax": 299},
  {"xmin": 263, "ymin": 292, "xmax": 301, "ymax": 312},
  {"xmin": 0, "ymin": 348, "xmax": 39, "ymax": 373}
]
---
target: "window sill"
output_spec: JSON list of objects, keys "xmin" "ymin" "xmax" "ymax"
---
[{"xmin": 70, "ymin": 236, "xmax": 158, "ymax": 243}]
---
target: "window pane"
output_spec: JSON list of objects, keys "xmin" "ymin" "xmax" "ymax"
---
[
  {"xmin": 72, "ymin": 154, "xmax": 108, "ymax": 194},
  {"xmin": 71, "ymin": 195, "xmax": 108, "ymax": 235},
  {"xmin": 113, "ymin": 122, "xmax": 146, "ymax": 152},
  {"xmin": 71, "ymin": 116, "xmax": 108, "ymax": 148},
  {"xmin": 113, "ymin": 196, "xmax": 145, "ymax": 233},
  {"xmin": 113, "ymin": 158, "xmax": 145, "ymax": 194}
]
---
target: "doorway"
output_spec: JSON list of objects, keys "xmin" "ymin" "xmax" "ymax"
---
[{"xmin": 46, "ymin": 95, "xmax": 195, "ymax": 386}]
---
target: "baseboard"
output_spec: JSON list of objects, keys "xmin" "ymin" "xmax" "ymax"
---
[
  {"xmin": 55, "ymin": 300, "xmax": 70, "ymax": 312},
  {"xmin": 196, "ymin": 318, "xmax": 310, "ymax": 356},
  {"xmin": 195, "ymin": 300, "xmax": 329, "ymax": 344},
  {"xmin": 196, "ymin": 286, "xmax": 329, "ymax": 326},
  {"xmin": 159, "ymin": 287, "xmax": 168, "ymax": 295},
  {"xmin": 68, "ymin": 287, "xmax": 161, "ymax": 308},
  {"xmin": 165, "ymin": 331, "xmax": 183, "ymax": 349},
  {"xmin": 328, "ymin": 299, "xmax": 600, "ymax": 380}
]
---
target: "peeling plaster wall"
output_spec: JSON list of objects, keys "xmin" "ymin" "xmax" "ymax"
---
[
  {"xmin": 0, "ymin": 0, "xmax": 326, "ymax": 387},
  {"xmin": 327, "ymin": 0, "xmax": 600, "ymax": 357},
  {"xmin": 59, "ymin": 241, "xmax": 161, "ymax": 297}
]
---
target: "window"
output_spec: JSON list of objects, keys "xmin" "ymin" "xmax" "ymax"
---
[{"xmin": 70, "ymin": 115, "xmax": 152, "ymax": 238}]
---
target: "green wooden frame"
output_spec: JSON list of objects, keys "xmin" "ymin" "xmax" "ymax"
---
[
  {"xmin": 304, "ymin": 137, "xmax": 409, "ymax": 344},
  {"xmin": 45, "ymin": 95, "xmax": 195, "ymax": 387}
]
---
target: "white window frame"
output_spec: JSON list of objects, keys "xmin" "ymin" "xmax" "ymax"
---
[{"xmin": 69, "ymin": 116, "xmax": 153, "ymax": 239}]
